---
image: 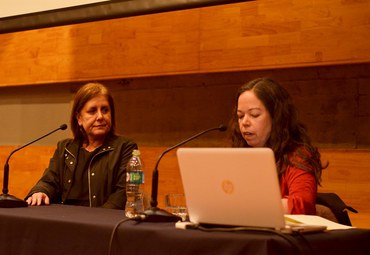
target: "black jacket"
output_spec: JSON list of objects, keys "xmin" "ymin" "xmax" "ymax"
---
[{"xmin": 26, "ymin": 134, "xmax": 137, "ymax": 209}]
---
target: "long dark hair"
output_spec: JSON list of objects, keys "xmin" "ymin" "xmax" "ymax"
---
[
  {"xmin": 70, "ymin": 82, "xmax": 116, "ymax": 141},
  {"xmin": 230, "ymin": 78, "xmax": 326, "ymax": 184}
]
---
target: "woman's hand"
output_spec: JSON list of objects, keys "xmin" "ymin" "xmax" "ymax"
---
[
  {"xmin": 26, "ymin": 192, "xmax": 50, "ymax": 206},
  {"xmin": 282, "ymin": 198, "xmax": 289, "ymax": 214}
]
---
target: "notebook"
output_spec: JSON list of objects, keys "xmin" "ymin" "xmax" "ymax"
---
[{"xmin": 176, "ymin": 147, "xmax": 286, "ymax": 229}]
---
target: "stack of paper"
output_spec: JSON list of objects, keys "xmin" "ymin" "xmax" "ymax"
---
[{"xmin": 285, "ymin": 214, "xmax": 353, "ymax": 231}]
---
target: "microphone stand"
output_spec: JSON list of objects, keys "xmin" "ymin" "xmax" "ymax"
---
[
  {"xmin": 0, "ymin": 124, "xmax": 67, "ymax": 208},
  {"xmin": 143, "ymin": 124, "xmax": 227, "ymax": 222}
]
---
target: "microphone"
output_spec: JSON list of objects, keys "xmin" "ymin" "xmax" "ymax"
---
[
  {"xmin": 0, "ymin": 124, "xmax": 68, "ymax": 208},
  {"xmin": 142, "ymin": 124, "xmax": 227, "ymax": 222}
]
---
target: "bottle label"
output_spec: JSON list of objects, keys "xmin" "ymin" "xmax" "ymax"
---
[{"xmin": 126, "ymin": 171, "xmax": 144, "ymax": 184}]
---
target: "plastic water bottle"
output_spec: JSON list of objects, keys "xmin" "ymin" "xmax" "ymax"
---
[{"xmin": 125, "ymin": 149, "xmax": 145, "ymax": 218}]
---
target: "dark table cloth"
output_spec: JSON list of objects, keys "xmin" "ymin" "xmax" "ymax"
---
[{"xmin": 0, "ymin": 205, "xmax": 369, "ymax": 255}]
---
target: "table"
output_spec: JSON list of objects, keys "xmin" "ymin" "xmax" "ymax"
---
[{"xmin": 0, "ymin": 205, "xmax": 369, "ymax": 255}]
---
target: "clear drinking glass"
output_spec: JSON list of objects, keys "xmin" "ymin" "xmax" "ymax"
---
[{"xmin": 164, "ymin": 193, "xmax": 188, "ymax": 221}]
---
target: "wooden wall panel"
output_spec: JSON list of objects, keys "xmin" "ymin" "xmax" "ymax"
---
[
  {"xmin": 0, "ymin": 146, "xmax": 183, "ymax": 210},
  {"xmin": 1, "ymin": 64, "xmax": 368, "ymax": 148},
  {"xmin": 107, "ymin": 64, "xmax": 370, "ymax": 148},
  {"xmin": 1, "ymin": 0, "xmax": 370, "ymax": 87},
  {"xmin": 0, "ymin": 146, "xmax": 56, "ymax": 199},
  {"xmin": 56, "ymin": 11, "xmax": 201, "ymax": 80},
  {"xmin": 1, "ymin": 146, "xmax": 369, "ymax": 228},
  {"xmin": 0, "ymin": 9, "xmax": 201, "ymax": 86},
  {"xmin": 199, "ymin": 0, "xmax": 370, "ymax": 71}
]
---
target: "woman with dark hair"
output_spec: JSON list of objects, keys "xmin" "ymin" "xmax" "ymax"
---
[
  {"xmin": 26, "ymin": 82, "xmax": 137, "ymax": 209},
  {"xmin": 230, "ymin": 77, "xmax": 327, "ymax": 215}
]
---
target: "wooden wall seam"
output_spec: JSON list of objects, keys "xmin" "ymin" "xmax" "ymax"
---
[{"xmin": 1, "ymin": 0, "xmax": 370, "ymax": 87}]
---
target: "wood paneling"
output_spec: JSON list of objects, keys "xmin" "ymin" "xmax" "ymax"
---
[
  {"xmin": 1, "ymin": 0, "xmax": 370, "ymax": 86},
  {"xmin": 1, "ymin": 145, "xmax": 369, "ymax": 228},
  {"xmin": 0, "ymin": 146, "xmax": 183, "ymax": 209},
  {"xmin": 0, "ymin": 146, "xmax": 56, "ymax": 199},
  {"xmin": 318, "ymin": 148, "xmax": 370, "ymax": 228},
  {"xmin": 106, "ymin": 64, "xmax": 370, "ymax": 148},
  {"xmin": 318, "ymin": 149, "xmax": 370, "ymax": 211}
]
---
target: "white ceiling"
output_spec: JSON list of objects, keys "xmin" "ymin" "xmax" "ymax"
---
[{"xmin": 0, "ymin": 0, "xmax": 109, "ymax": 18}]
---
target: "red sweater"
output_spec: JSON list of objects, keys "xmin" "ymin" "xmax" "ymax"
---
[{"xmin": 279, "ymin": 152, "xmax": 317, "ymax": 215}]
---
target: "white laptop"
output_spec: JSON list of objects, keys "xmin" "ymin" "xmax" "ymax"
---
[
  {"xmin": 177, "ymin": 147, "xmax": 286, "ymax": 230},
  {"xmin": 176, "ymin": 148, "xmax": 328, "ymax": 232}
]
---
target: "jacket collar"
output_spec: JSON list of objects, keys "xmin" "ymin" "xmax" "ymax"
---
[{"xmin": 66, "ymin": 134, "xmax": 117, "ymax": 156}]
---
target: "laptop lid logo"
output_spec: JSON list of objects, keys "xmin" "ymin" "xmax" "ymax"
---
[{"xmin": 222, "ymin": 180, "xmax": 234, "ymax": 194}]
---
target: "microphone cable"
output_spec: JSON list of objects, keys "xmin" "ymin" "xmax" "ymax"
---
[
  {"xmin": 107, "ymin": 215, "xmax": 314, "ymax": 255},
  {"xmin": 194, "ymin": 224, "xmax": 314, "ymax": 255},
  {"xmin": 107, "ymin": 214, "xmax": 146, "ymax": 255}
]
